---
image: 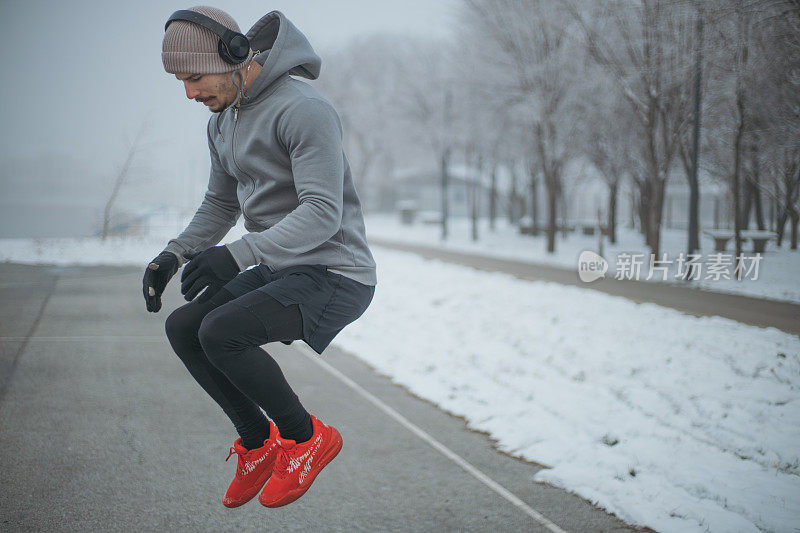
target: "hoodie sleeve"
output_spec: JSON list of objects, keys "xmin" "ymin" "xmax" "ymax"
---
[
  {"xmin": 225, "ymin": 97, "xmax": 344, "ymax": 271},
  {"xmin": 162, "ymin": 121, "xmax": 241, "ymax": 267}
]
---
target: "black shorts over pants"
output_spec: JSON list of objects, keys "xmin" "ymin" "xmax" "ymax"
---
[{"xmin": 219, "ymin": 263, "xmax": 374, "ymax": 355}]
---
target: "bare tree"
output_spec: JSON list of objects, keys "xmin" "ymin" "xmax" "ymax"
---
[
  {"xmin": 565, "ymin": 0, "xmax": 696, "ymax": 259},
  {"xmin": 486, "ymin": 115, "xmax": 529, "ymax": 231},
  {"xmin": 461, "ymin": 0, "xmax": 581, "ymax": 253},
  {"xmin": 315, "ymin": 35, "xmax": 412, "ymax": 211},
  {"xmin": 388, "ymin": 36, "xmax": 462, "ymax": 238},
  {"xmin": 574, "ymin": 67, "xmax": 641, "ymax": 244},
  {"xmin": 763, "ymin": 139, "xmax": 800, "ymax": 248},
  {"xmin": 755, "ymin": 0, "xmax": 800, "ymax": 247},
  {"xmin": 702, "ymin": 0, "xmax": 800, "ymax": 261},
  {"xmin": 451, "ymin": 47, "xmax": 497, "ymax": 241},
  {"xmin": 730, "ymin": 2, "xmax": 755, "ymax": 262},
  {"xmin": 504, "ymin": 157, "xmax": 528, "ymax": 226},
  {"xmin": 676, "ymin": 2, "xmax": 706, "ymax": 257},
  {"xmin": 101, "ymin": 120, "xmax": 149, "ymax": 240}
]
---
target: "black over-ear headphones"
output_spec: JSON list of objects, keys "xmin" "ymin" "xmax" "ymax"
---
[{"xmin": 165, "ymin": 10, "xmax": 250, "ymax": 65}]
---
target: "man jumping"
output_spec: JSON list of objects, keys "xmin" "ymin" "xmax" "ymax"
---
[{"xmin": 141, "ymin": 6, "xmax": 377, "ymax": 509}]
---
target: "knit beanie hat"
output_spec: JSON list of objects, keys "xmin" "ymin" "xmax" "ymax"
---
[{"xmin": 162, "ymin": 6, "xmax": 254, "ymax": 74}]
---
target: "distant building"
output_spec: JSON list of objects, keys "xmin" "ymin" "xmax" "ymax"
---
[
  {"xmin": 391, "ymin": 164, "xmax": 497, "ymax": 218},
  {"xmin": 390, "ymin": 161, "xmax": 732, "ymax": 231}
]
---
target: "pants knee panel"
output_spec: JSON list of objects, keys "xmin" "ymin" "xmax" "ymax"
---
[
  {"xmin": 165, "ymin": 305, "xmax": 200, "ymax": 344},
  {"xmin": 198, "ymin": 306, "xmax": 251, "ymax": 366}
]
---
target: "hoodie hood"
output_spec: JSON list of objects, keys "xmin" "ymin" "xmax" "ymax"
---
[{"xmin": 240, "ymin": 11, "xmax": 321, "ymax": 106}]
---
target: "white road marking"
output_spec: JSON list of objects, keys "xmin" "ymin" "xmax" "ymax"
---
[
  {"xmin": 3, "ymin": 328, "xmax": 567, "ymax": 531},
  {"xmin": 296, "ymin": 343, "xmax": 568, "ymax": 533}
]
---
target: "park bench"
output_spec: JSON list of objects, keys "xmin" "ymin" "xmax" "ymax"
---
[
  {"xmin": 703, "ymin": 230, "xmax": 735, "ymax": 252},
  {"xmin": 418, "ymin": 210, "xmax": 443, "ymax": 225},
  {"xmin": 576, "ymin": 222, "xmax": 608, "ymax": 237},
  {"xmin": 702, "ymin": 229, "xmax": 777, "ymax": 253},
  {"xmin": 518, "ymin": 218, "xmax": 575, "ymax": 236},
  {"xmin": 518, "ymin": 216, "xmax": 538, "ymax": 235},
  {"xmin": 396, "ymin": 200, "xmax": 418, "ymax": 225},
  {"xmin": 741, "ymin": 230, "xmax": 778, "ymax": 253}
]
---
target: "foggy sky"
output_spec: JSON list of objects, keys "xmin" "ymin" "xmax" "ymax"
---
[{"xmin": 0, "ymin": 0, "xmax": 455, "ymax": 237}]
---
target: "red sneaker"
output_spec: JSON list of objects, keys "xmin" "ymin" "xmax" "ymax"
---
[
  {"xmin": 222, "ymin": 420, "xmax": 281, "ymax": 508},
  {"xmin": 258, "ymin": 414, "xmax": 343, "ymax": 508}
]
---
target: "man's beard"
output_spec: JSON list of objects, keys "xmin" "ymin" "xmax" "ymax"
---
[{"xmin": 209, "ymin": 82, "xmax": 236, "ymax": 113}]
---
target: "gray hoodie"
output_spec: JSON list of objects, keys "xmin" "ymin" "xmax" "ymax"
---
[{"xmin": 162, "ymin": 11, "xmax": 377, "ymax": 286}]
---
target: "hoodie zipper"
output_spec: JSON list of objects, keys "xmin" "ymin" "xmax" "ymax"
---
[
  {"xmin": 229, "ymin": 103, "xmax": 260, "ymax": 227},
  {"xmin": 216, "ymin": 113, "xmax": 224, "ymax": 143},
  {"xmin": 224, "ymin": 61, "xmax": 285, "ymax": 229}
]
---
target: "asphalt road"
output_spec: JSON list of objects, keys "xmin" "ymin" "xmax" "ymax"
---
[
  {"xmin": 369, "ymin": 238, "xmax": 800, "ymax": 338},
  {"xmin": 0, "ymin": 262, "xmax": 647, "ymax": 532}
]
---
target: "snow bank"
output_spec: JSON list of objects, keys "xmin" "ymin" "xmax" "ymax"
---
[{"xmin": 335, "ymin": 247, "xmax": 800, "ymax": 533}]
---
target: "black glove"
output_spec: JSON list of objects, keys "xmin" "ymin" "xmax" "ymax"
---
[
  {"xmin": 143, "ymin": 251, "xmax": 180, "ymax": 313},
  {"xmin": 181, "ymin": 245, "xmax": 241, "ymax": 303}
]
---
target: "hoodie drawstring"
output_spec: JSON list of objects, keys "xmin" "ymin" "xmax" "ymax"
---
[
  {"xmin": 231, "ymin": 69, "xmax": 244, "ymax": 122},
  {"xmin": 215, "ymin": 113, "xmax": 224, "ymax": 142},
  {"xmin": 215, "ymin": 61, "xmax": 255, "ymax": 141}
]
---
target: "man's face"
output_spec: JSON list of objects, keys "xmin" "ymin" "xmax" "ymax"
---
[{"xmin": 175, "ymin": 71, "xmax": 237, "ymax": 112}]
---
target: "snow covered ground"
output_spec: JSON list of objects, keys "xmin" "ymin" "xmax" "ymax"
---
[
  {"xmin": 364, "ymin": 213, "xmax": 800, "ymax": 304},
  {"xmin": 2, "ymin": 224, "xmax": 799, "ymax": 532},
  {"xmin": 336, "ymin": 247, "xmax": 800, "ymax": 533}
]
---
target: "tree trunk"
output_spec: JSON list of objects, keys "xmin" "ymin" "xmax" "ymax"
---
[
  {"xmin": 607, "ymin": 181, "xmax": 618, "ymax": 244},
  {"xmin": 508, "ymin": 162, "xmax": 523, "ymax": 225},
  {"xmin": 647, "ymin": 178, "xmax": 666, "ymax": 259},
  {"xmin": 440, "ymin": 145, "xmax": 450, "ymax": 241},
  {"xmin": 637, "ymin": 179, "xmax": 651, "ymax": 243},
  {"xmin": 740, "ymin": 177, "xmax": 753, "ymax": 230},
  {"xmin": 489, "ymin": 161, "xmax": 498, "ymax": 231},
  {"xmin": 732, "ymin": 11, "xmax": 749, "ymax": 273},
  {"xmin": 560, "ymin": 193, "xmax": 569, "ymax": 240},
  {"xmin": 733, "ymin": 92, "xmax": 745, "ymax": 272},
  {"xmin": 547, "ymin": 188, "xmax": 558, "ymax": 253},
  {"xmin": 770, "ymin": 182, "xmax": 777, "ymax": 232},
  {"xmin": 687, "ymin": 173, "xmax": 700, "ymax": 252},
  {"xmin": 687, "ymin": 8, "xmax": 703, "ymax": 255},
  {"xmin": 528, "ymin": 161, "xmax": 540, "ymax": 235},
  {"xmin": 472, "ymin": 153, "xmax": 482, "ymax": 241},
  {"xmin": 752, "ymin": 150, "xmax": 765, "ymax": 230},
  {"xmin": 440, "ymin": 86, "xmax": 452, "ymax": 241},
  {"xmin": 102, "ymin": 124, "xmax": 146, "ymax": 240},
  {"xmin": 777, "ymin": 209, "xmax": 788, "ymax": 245}
]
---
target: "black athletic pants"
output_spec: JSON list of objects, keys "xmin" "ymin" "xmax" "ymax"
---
[{"xmin": 164, "ymin": 287, "xmax": 311, "ymax": 449}]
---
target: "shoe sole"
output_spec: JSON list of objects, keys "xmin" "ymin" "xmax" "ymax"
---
[
  {"xmin": 223, "ymin": 464, "xmax": 274, "ymax": 508},
  {"xmin": 260, "ymin": 427, "xmax": 343, "ymax": 508}
]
